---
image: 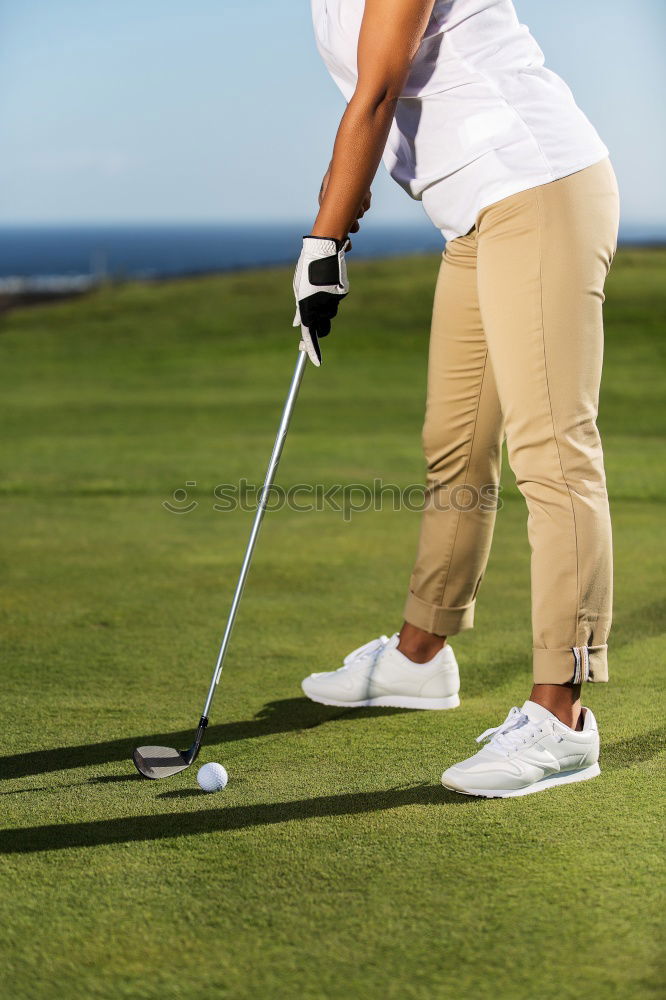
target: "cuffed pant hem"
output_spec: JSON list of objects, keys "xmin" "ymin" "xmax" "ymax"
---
[
  {"xmin": 403, "ymin": 590, "xmax": 475, "ymax": 636},
  {"xmin": 532, "ymin": 645, "xmax": 609, "ymax": 684}
]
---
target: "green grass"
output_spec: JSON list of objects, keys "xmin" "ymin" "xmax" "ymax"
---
[{"xmin": 0, "ymin": 248, "xmax": 664, "ymax": 1000}]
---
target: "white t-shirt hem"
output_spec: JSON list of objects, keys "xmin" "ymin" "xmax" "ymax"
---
[{"xmin": 436, "ymin": 149, "xmax": 610, "ymax": 243}]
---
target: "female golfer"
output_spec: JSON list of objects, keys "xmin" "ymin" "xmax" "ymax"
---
[{"xmin": 293, "ymin": 0, "xmax": 619, "ymax": 797}]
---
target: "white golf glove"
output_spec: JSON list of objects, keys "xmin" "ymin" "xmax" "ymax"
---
[{"xmin": 292, "ymin": 235, "xmax": 351, "ymax": 366}]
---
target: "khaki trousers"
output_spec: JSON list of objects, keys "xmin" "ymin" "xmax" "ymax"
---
[{"xmin": 404, "ymin": 158, "xmax": 620, "ymax": 684}]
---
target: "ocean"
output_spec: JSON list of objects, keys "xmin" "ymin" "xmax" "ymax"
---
[
  {"xmin": 0, "ymin": 221, "xmax": 662, "ymax": 285},
  {"xmin": 0, "ymin": 222, "xmax": 446, "ymax": 283}
]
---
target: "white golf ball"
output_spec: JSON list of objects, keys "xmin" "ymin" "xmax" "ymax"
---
[{"xmin": 197, "ymin": 762, "xmax": 228, "ymax": 792}]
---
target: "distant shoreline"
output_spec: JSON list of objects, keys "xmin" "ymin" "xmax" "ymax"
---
[
  {"xmin": 0, "ymin": 223, "xmax": 663, "ymax": 314},
  {"xmin": 1, "ymin": 222, "xmax": 663, "ymax": 284}
]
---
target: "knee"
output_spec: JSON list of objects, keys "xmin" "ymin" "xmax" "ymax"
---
[
  {"xmin": 422, "ymin": 417, "xmax": 501, "ymax": 481},
  {"xmin": 422, "ymin": 417, "xmax": 459, "ymax": 475}
]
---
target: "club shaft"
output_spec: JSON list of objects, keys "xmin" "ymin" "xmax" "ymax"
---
[{"xmin": 200, "ymin": 350, "xmax": 308, "ymax": 720}]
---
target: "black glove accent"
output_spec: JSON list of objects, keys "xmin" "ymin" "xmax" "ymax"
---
[
  {"xmin": 299, "ymin": 290, "xmax": 346, "ymax": 340},
  {"xmin": 308, "ymin": 254, "xmax": 341, "ymax": 286},
  {"xmin": 305, "ymin": 237, "xmax": 348, "ymax": 286}
]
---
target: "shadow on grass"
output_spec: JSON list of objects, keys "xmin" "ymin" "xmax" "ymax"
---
[
  {"xmin": 0, "ymin": 774, "xmax": 142, "ymax": 796},
  {"xmin": 602, "ymin": 728, "xmax": 665, "ymax": 771},
  {"xmin": 89, "ymin": 775, "xmax": 139, "ymax": 785},
  {"xmin": 0, "ymin": 786, "xmax": 51, "ymax": 796},
  {"xmin": 2, "ymin": 729, "xmax": 662, "ymax": 853},
  {"xmin": 0, "ymin": 784, "xmax": 472, "ymax": 854},
  {"xmin": 0, "ymin": 699, "xmax": 409, "ymax": 780}
]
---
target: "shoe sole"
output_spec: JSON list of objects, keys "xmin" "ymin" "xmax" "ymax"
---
[
  {"xmin": 440, "ymin": 762, "xmax": 600, "ymax": 798},
  {"xmin": 302, "ymin": 688, "xmax": 460, "ymax": 711}
]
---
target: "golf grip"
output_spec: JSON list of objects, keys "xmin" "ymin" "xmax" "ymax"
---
[{"xmin": 200, "ymin": 349, "xmax": 309, "ymax": 720}]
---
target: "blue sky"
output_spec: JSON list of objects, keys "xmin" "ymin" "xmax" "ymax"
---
[{"xmin": 1, "ymin": 0, "xmax": 664, "ymax": 229}]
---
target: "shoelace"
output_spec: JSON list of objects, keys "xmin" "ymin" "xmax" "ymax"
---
[
  {"xmin": 340, "ymin": 635, "xmax": 389, "ymax": 670},
  {"xmin": 476, "ymin": 706, "xmax": 549, "ymax": 752}
]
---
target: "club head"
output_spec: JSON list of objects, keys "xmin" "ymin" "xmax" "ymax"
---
[
  {"xmin": 132, "ymin": 745, "xmax": 193, "ymax": 779},
  {"xmin": 132, "ymin": 716, "xmax": 208, "ymax": 780}
]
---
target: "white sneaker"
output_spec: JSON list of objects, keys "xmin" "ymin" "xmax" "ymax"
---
[
  {"xmin": 441, "ymin": 700, "xmax": 600, "ymax": 798},
  {"xmin": 301, "ymin": 633, "xmax": 460, "ymax": 710}
]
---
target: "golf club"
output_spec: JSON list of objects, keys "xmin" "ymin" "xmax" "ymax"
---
[{"xmin": 133, "ymin": 348, "xmax": 308, "ymax": 778}]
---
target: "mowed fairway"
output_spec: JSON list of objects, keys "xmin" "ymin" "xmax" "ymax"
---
[{"xmin": 0, "ymin": 248, "xmax": 664, "ymax": 1000}]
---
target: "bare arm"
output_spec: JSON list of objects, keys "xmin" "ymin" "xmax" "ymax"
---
[{"xmin": 311, "ymin": 0, "xmax": 437, "ymax": 241}]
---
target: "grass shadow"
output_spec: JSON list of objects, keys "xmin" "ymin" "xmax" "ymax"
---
[
  {"xmin": 88, "ymin": 774, "xmax": 141, "ymax": 785},
  {"xmin": 1, "ymin": 774, "xmax": 141, "ymax": 796},
  {"xmin": 603, "ymin": 728, "xmax": 665, "ymax": 771},
  {"xmin": 0, "ymin": 698, "xmax": 409, "ymax": 780},
  {"xmin": 458, "ymin": 652, "xmax": 526, "ymax": 697},
  {"xmin": 0, "ymin": 784, "xmax": 474, "ymax": 854},
  {"xmin": 158, "ymin": 789, "xmax": 202, "ymax": 799},
  {"xmin": 0, "ymin": 786, "xmax": 51, "ymax": 797}
]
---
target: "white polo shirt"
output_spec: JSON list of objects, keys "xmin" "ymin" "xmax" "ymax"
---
[{"xmin": 311, "ymin": 0, "xmax": 609, "ymax": 241}]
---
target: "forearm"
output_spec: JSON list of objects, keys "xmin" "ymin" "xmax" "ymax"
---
[{"xmin": 311, "ymin": 93, "xmax": 398, "ymax": 241}]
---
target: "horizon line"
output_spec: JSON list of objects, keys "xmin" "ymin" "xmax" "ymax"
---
[{"xmin": 0, "ymin": 218, "xmax": 664, "ymax": 235}]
